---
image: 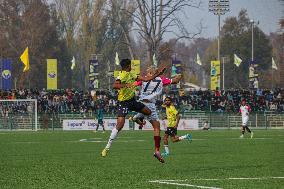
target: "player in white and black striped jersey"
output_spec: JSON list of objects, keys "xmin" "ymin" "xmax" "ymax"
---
[{"xmin": 132, "ymin": 66, "xmax": 182, "ymax": 163}]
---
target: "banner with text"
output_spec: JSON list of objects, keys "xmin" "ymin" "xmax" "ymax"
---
[
  {"xmin": 63, "ymin": 119, "xmax": 129, "ymax": 130},
  {"xmin": 47, "ymin": 59, "xmax": 57, "ymax": 90},
  {"xmin": 134, "ymin": 119, "xmax": 199, "ymax": 130},
  {"xmin": 210, "ymin": 60, "xmax": 220, "ymax": 90}
]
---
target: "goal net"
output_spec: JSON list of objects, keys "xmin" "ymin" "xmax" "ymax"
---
[{"xmin": 0, "ymin": 99, "xmax": 38, "ymax": 131}]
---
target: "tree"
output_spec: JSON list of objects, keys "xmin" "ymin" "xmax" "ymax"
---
[
  {"xmin": 220, "ymin": 9, "xmax": 272, "ymax": 89},
  {"xmin": 128, "ymin": 0, "xmax": 202, "ymax": 66},
  {"xmin": 0, "ymin": 0, "xmax": 67, "ymax": 88}
]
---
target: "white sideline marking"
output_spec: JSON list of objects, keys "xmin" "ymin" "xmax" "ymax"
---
[
  {"xmin": 155, "ymin": 176, "xmax": 284, "ymax": 182},
  {"xmin": 79, "ymin": 138, "xmax": 145, "ymax": 143},
  {"xmin": 149, "ymin": 177, "xmax": 284, "ymax": 188},
  {"xmin": 230, "ymin": 138, "xmax": 272, "ymax": 140},
  {"xmin": 149, "ymin": 180, "xmax": 222, "ymax": 189}
]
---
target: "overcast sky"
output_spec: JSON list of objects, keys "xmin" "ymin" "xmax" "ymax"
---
[{"xmin": 165, "ymin": 0, "xmax": 283, "ymax": 40}]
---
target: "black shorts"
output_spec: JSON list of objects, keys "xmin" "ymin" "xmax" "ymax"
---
[
  {"xmin": 165, "ymin": 127, "xmax": 177, "ymax": 137},
  {"xmin": 117, "ymin": 98, "xmax": 146, "ymax": 117}
]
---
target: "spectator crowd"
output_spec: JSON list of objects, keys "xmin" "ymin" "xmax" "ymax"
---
[{"xmin": 0, "ymin": 88, "xmax": 283, "ymax": 116}]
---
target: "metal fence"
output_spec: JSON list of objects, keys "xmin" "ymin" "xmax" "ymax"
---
[{"xmin": 1, "ymin": 111, "xmax": 284, "ymax": 130}]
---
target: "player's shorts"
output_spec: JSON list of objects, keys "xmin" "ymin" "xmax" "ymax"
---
[
  {"xmin": 134, "ymin": 102, "xmax": 158, "ymax": 121},
  {"xmin": 242, "ymin": 117, "xmax": 249, "ymax": 126},
  {"xmin": 165, "ymin": 127, "xmax": 177, "ymax": 137},
  {"xmin": 117, "ymin": 98, "xmax": 146, "ymax": 117},
  {"xmin": 98, "ymin": 119, "xmax": 103, "ymax": 125}
]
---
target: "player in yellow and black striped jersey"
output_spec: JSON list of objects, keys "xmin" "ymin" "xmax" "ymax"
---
[{"xmin": 101, "ymin": 59, "xmax": 166, "ymax": 160}]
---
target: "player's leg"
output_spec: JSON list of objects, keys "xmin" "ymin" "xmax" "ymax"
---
[
  {"xmin": 150, "ymin": 119, "xmax": 164, "ymax": 163},
  {"xmin": 102, "ymin": 103, "xmax": 128, "ymax": 157},
  {"xmin": 240, "ymin": 117, "xmax": 248, "ymax": 138},
  {"xmin": 94, "ymin": 122, "xmax": 99, "ymax": 132},
  {"xmin": 169, "ymin": 127, "xmax": 192, "ymax": 143},
  {"xmin": 138, "ymin": 106, "xmax": 151, "ymax": 116},
  {"xmin": 240, "ymin": 126, "xmax": 245, "ymax": 138},
  {"xmin": 98, "ymin": 119, "xmax": 105, "ymax": 133},
  {"xmin": 245, "ymin": 126, "xmax": 253, "ymax": 138},
  {"xmin": 171, "ymin": 134, "xmax": 192, "ymax": 142},
  {"xmin": 102, "ymin": 122, "xmax": 106, "ymax": 132},
  {"xmin": 162, "ymin": 130, "xmax": 170, "ymax": 156},
  {"xmin": 132, "ymin": 113, "xmax": 146, "ymax": 127}
]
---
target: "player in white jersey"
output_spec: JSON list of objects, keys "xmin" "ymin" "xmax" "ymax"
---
[
  {"xmin": 239, "ymin": 100, "xmax": 253, "ymax": 138},
  {"xmin": 132, "ymin": 66, "xmax": 182, "ymax": 163}
]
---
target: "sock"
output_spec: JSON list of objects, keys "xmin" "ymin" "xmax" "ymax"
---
[
  {"xmin": 178, "ymin": 135, "xmax": 187, "ymax": 140},
  {"xmin": 164, "ymin": 145, "xmax": 169, "ymax": 154},
  {"xmin": 241, "ymin": 130, "xmax": 245, "ymax": 135},
  {"xmin": 105, "ymin": 128, "xmax": 119, "ymax": 149},
  {"xmin": 154, "ymin": 136, "xmax": 161, "ymax": 152}
]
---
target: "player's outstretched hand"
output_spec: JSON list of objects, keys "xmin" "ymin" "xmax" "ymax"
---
[
  {"xmin": 126, "ymin": 83, "xmax": 135, "ymax": 88},
  {"xmin": 174, "ymin": 74, "xmax": 182, "ymax": 80},
  {"xmin": 158, "ymin": 65, "xmax": 167, "ymax": 75}
]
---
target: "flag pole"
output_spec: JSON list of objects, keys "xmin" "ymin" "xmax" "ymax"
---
[{"xmin": 271, "ymin": 67, "xmax": 273, "ymax": 89}]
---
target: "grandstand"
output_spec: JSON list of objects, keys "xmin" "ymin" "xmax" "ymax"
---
[{"xmin": 0, "ymin": 88, "xmax": 283, "ymax": 130}]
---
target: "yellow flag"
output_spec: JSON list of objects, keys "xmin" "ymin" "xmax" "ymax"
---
[
  {"xmin": 20, "ymin": 47, "xmax": 30, "ymax": 72},
  {"xmin": 234, "ymin": 54, "xmax": 242, "ymax": 67},
  {"xmin": 196, "ymin": 53, "xmax": 202, "ymax": 65},
  {"xmin": 272, "ymin": 57, "xmax": 278, "ymax": 70}
]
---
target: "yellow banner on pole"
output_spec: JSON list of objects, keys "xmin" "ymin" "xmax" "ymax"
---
[
  {"xmin": 47, "ymin": 59, "xmax": 57, "ymax": 90},
  {"xmin": 210, "ymin": 60, "xmax": 220, "ymax": 90},
  {"xmin": 131, "ymin": 60, "xmax": 140, "ymax": 76}
]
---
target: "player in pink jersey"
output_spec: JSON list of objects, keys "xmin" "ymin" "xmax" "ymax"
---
[
  {"xmin": 239, "ymin": 100, "xmax": 254, "ymax": 138},
  {"xmin": 132, "ymin": 66, "xmax": 182, "ymax": 163}
]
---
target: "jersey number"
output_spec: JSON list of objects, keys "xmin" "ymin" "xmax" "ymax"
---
[{"xmin": 143, "ymin": 79, "xmax": 161, "ymax": 93}]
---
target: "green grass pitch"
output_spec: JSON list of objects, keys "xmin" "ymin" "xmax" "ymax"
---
[{"xmin": 0, "ymin": 130, "xmax": 283, "ymax": 189}]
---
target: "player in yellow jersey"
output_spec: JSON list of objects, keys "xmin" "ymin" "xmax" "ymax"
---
[
  {"xmin": 161, "ymin": 97, "xmax": 192, "ymax": 157},
  {"xmin": 101, "ymin": 59, "xmax": 165, "ymax": 162}
]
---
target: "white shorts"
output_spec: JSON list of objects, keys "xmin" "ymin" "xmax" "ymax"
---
[
  {"xmin": 242, "ymin": 117, "xmax": 249, "ymax": 126},
  {"xmin": 134, "ymin": 102, "xmax": 158, "ymax": 121}
]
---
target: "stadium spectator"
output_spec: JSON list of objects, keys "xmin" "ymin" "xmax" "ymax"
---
[{"xmin": 0, "ymin": 88, "xmax": 283, "ymax": 115}]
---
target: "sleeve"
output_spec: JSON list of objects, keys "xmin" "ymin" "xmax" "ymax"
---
[
  {"xmin": 134, "ymin": 81, "xmax": 142, "ymax": 86},
  {"xmin": 160, "ymin": 76, "xmax": 172, "ymax": 86},
  {"xmin": 247, "ymin": 105, "xmax": 252, "ymax": 112}
]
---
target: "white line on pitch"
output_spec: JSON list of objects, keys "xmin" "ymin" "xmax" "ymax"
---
[
  {"xmin": 149, "ymin": 180, "xmax": 222, "ymax": 189},
  {"xmin": 79, "ymin": 139, "xmax": 145, "ymax": 143},
  {"xmin": 158, "ymin": 176, "xmax": 284, "ymax": 182}
]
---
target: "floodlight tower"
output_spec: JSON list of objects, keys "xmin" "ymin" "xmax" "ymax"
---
[
  {"xmin": 209, "ymin": 0, "xmax": 230, "ymax": 61},
  {"xmin": 209, "ymin": 0, "xmax": 230, "ymax": 90}
]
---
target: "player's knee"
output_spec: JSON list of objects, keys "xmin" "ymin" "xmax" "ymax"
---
[{"xmin": 142, "ymin": 107, "xmax": 151, "ymax": 115}]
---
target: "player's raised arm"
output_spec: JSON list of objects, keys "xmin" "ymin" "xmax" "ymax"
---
[
  {"xmin": 137, "ymin": 65, "xmax": 166, "ymax": 82},
  {"xmin": 174, "ymin": 113, "xmax": 181, "ymax": 129},
  {"xmin": 171, "ymin": 74, "xmax": 182, "ymax": 84}
]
